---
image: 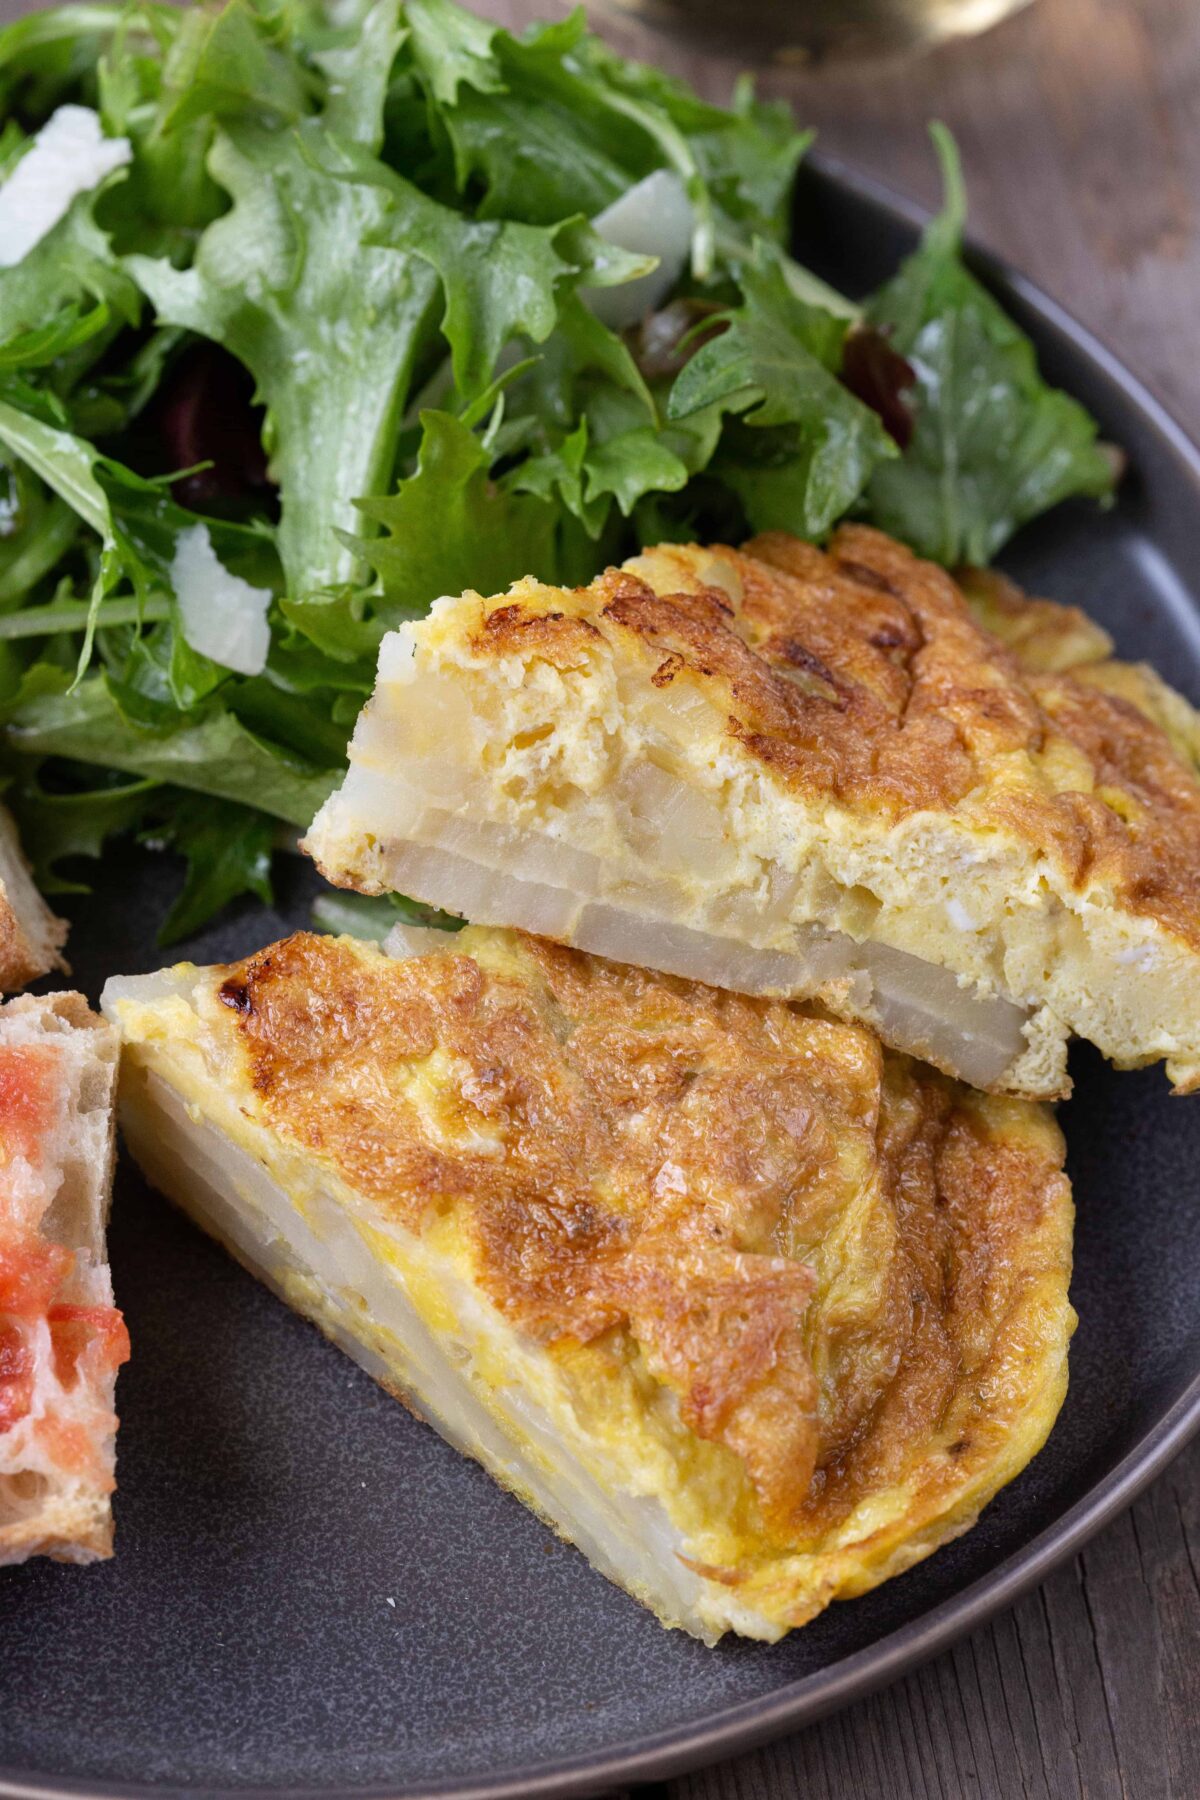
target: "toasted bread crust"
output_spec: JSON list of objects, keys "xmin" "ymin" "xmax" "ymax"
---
[
  {"xmin": 0, "ymin": 899, "xmax": 36, "ymax": 994},
  {"xmin": 0, "ymin": 807, "xmax": 68, "ymax": 993},
  {"xmin": 0, "ymin": 991, "xmax": 125, "ymax": 1566}
]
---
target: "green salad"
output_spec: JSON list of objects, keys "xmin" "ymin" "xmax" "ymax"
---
[{"xmin": 0, "ymin": 0, "xmax": 1115, "ymax": 940}]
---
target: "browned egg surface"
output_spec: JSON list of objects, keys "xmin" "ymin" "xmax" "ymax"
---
[
  {"xmin": 211, "ymin": 930, "xmax": 1073, "ymax": 1555},
  {"xmin": 472, "ymin": 523, "xmax": 1200, "ymax": 952}
]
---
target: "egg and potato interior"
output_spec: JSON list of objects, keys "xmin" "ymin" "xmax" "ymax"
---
[
  {"xmin": 305, "ymin": 524, "xmax": 1200, "ymax": 1101},
  {"xmin": 103, "ymin": 927, "xmax": 1074, "ymax": 1642}
]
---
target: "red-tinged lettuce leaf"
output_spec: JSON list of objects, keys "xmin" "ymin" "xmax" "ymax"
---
[{"xmin": 840, "ymin": 322, "xmax": 916, "ymax": 450}]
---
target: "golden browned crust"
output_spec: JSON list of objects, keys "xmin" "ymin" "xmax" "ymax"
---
[
  {"xmin": 955, "ymin": 565, "xmax": 1113, "ymax": 673},
  {"xmin": 754, "ymin": 532, "xmax": 1200, "ymax": 952},
  {"xmin": 210, "ymin": 930, "xmax": 1072, "ymax": 1553},
  {"xmin": 1072, "ymin": 658, "xmax": 1200, "ymax": 779},
  {"xmin": 465, "ymin": 524, "xmax": 1200, "ymax": 953},
  {"xmin": 0, "ymin": 889, "xmax": 64, "ymax": 994},
  {"xmin": 0, "ymin": 897, "xmax": 35, "ymax": 994},
  {"xmin": 0, "ymin": 807, "xmax": 69, "ymax": 993}
]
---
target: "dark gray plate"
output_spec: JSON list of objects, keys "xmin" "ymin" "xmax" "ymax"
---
[{"xmin": 3, "ymin": 158, "xmax": 1200, "ymax": 1800}]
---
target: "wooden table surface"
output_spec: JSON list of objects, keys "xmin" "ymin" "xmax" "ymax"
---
[{"xmin": 489, "ymin": 1, "xmax": 1200, "ymax": 1795}]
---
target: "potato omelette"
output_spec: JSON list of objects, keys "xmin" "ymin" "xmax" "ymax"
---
[{"xmin": 104, "ymin": 926, "xmax": 1074, "ymax": 1641}]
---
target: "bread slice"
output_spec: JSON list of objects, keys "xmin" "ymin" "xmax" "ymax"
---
[
  {"xmin": 0, "ymin": 991, "xmax": 127, "ymax": 1564},
  {"xmin": 304, "ymin": 525, "xmax": 1200, "ymax": 1100},
  {"xmin": 0, "ymin": 804, "xmax": 68, "ymax": 992},
  {"xmin": 102, "ymin": 926, "xmax": 1074, "ymax": 1642}
]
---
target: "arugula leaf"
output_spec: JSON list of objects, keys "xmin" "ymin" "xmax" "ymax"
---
[
  {"xmin": 0, "ymin": 393, "xmax": 273, "ymax": 690},
  {"xmin": 695, "ymin": 78, "xmax": 810, "ymax": 246},
  {"xmin": 0, "ymin": 458, "xmax": 80, "ymax": 607},
  {"xmin": 554, "ymin": 31, "xmax": 716, "ymax": 278},
  {"xmin": 583, "ymin": 425, "xmax": 690, "ymax": 517},
  {"xmin": 0, "ymin": 179, "xmax": 139, "ymax": 348},
  {"xmin": 3, "ymin": 664, "xmax": 337, "ymax": 826},
  {"xmin": 278, "ymin": 586, "xmax": 384, "ymax": 665},
  {"xmin": 864, "ymin": 124, "xmax": 1115, "ymax": 564},
  {"xmin": 669, "ymin": 245, "xmax": 895, "ymax": 535},
  {"xmin": 0, "ymin": 394, "xmax": 110, "ymax": 535},
  {"xmin": 421, "ymin": 13, "xmax": 649, "ymax": 225},
  {"xmin": 0, "ymin": 3, "xmax": 1118, "ymax": 945},
  {"xmin": 509, "ymin": 417, "xmax": 601, "ymax": 535},
  {"xmin": 153, "ymin": 1, "xmax": 313, "ymax": 132},
  {"xmin": 226, "ymin": 670, "xmax": 361, "ymax": 770},
  {"xmin": 356, "ymin": 409, "xmax": 558, "ymax": 616},
  {"xmin": 6, "ymin": 768, "xmax": 158, "ymax": 892},
  {"xmin": 92, "ymin": 9, "xmax": 225, "ymax": 256},
  {"xmin": 152, "ymin": 792, "xmax": 274, "ymax": 944},
  {"xmin": 0, "ymin": 79, "xmax": 136, "ymax": 346},
  {"xmin": 0, "ymin": 300, "xmax": 112, "ymax": 371},
  {"xmin": 0, "ymin": 591, "xmax": 170, "ymax": 638},
  {"xmin": 0, "ymin": 3, "xmax": 145, "ymax": 115},
  {"xmin": 492, "ymin": 294, "xmax": 676, "ymax": 542},
  {"xmin": 420, "ymin": 10, "xmax": 716, "ymax": 275},
  {"xmin": 7, "ymin": 760, "xmax": 276, "ymax": 942}
]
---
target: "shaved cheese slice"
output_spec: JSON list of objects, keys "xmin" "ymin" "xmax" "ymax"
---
[
  {"xmin": 0, "ymin": 106, "xmax": 130, "ymax": 269},
  {"xmin": 171, "ymin": 524, "xmax": 273, "ymax": 677},
  {"xmin": 586, "ymin": 171, "xmax": 693, "ymax": 330}
]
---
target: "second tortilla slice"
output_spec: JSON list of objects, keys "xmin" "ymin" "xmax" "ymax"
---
[
  {"xmin": 102, "ymin": 924, "xmax": 1074, "ymax": 1643},
  {"xmin": 305, "ymin": 524, "xmax": 1200, "ymax": 1100}
]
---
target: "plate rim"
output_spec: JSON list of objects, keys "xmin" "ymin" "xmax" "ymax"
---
[{"xmin": 4, "ymin": 151, "xmax": 1200, "ymax": 1800}]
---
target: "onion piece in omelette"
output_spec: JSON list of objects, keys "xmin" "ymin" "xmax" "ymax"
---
[
  {"xmin": 305, "ymin": 524, "xmax": 1200, "ymax": 1100},
  {"xmin": 103, "ymin": 926, "xmax": 1074, "ymax": 1642}
]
